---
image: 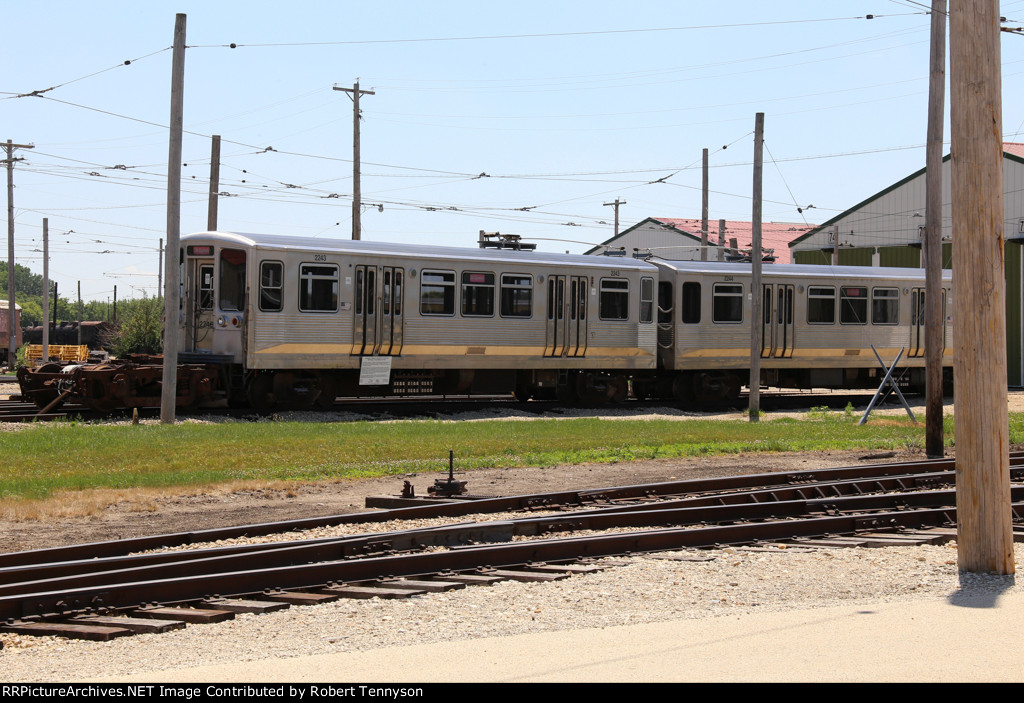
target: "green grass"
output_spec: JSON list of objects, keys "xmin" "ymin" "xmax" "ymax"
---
[{"xmin": 0, "ymin": 410, "xmax": 1008, "ymax": 502}]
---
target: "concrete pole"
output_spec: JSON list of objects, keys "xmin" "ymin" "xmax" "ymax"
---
[
  {"xmin": 161, "ymin": 13, "xmax": 186, "ymax": 423},
  {"xmin": 208, "ymin": 134, "xmax": 221, "ymax": 232},
  {"xmin": 701, "ymin": 148, "xmax": 709, "ymax": 262},
  {"xmin": 748, "ymin": 113, "xmax": 764, "ymax": 422},
  {"xmin": 41, "ymin": 218, "xmax": 48, "ymax": 361}
]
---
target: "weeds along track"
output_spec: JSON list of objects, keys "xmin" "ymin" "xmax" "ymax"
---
[{"xmin": 2, "ymin": 454, "xmax": 1023, "ymax": 641}]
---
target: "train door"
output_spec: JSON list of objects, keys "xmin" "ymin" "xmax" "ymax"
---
[
  {"xmin": 909, "ymin": 286, "xmax": 948, "ymax": 358},
  {"xmin": 186, "ymin": 258, "xmax": 215, "ymax": 353},
  {"xmin": 567, "ymin": 275, "xmax": 588, "ymax": 357},
  {"xmin": 545, "ymin": 275, "xmax": 566, "ymax": 357},
  {"xmin": 761, "ymin": 283, "xmax": 794, "ymax": 358},
  {"xmin": 376, "ymin": 267, "xmax": 404, "ymax": 355},
  {"xmin": 909, "ymin": 287, "xmax": 926, "ymax": 357},
  {"xmin": 354, "ymin": 265, "xmax": 404, "ymax": 356}
]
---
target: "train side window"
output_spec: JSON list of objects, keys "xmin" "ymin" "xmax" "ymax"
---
[
  {"xmin": 840, "ymin": 286, "xmax": 868, "ymax": 324},
  {"xmin": 461, "ymin": 271, "xmax": 495, "ymax": 316},
  {"xmin": 421, "ymin": 270, "xmax": 456, "ymax": 315},
  {"xmin": 680, "ymin": 282, "xmax": 701, "ymax": 324},
  {"xmin": 599, "ymin": 279, "xmax": 629, "ymax": 320},
  {"xmin": 500, "ymin": 274, "xmax": 531, "ymax": 318},
  {"xmin": 807, "ymin": 286, "xmax": 835, "ymax": 324},
  {"xmin": 298, "ymin": 264, "xmax": 339, "ymax": 312},
  {"xmin": 871, "ymin": 287, "xmax": 899, "ymax": 325},
  {"xmin": 712, "ymin": 283, "xmax": 743, "ymax": 323},
  {"xmin": 259, "ymin": 261, "xmax": 283, "ymax": 312},
  {"xmin": 640, "ymin": 277, "xmax": 654, "ymax": 323},
  {"xmin": 219, "ymin": 248, "xmax": 246, "ymax": 312}
]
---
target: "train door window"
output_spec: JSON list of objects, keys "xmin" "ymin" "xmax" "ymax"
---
[
  {"xmin": 393, "ymin": 271, "xmax": 402, "ymax": 315},
  {"xmin": 871, "ymin": 287, "xmax": 899, "ymax": 324},
  {"xmin": 298, "ymin": 264, "xmax": 339, "ymax": 312},
  {"xmin": 219, "ymin": 249, "xmax": 246, "ymax": 312},
  {"xmin": 383, "ymin": 270, "xmax": 391, "ymax": 315},
  {"xmin": 420, "ymin": 270, "xmax": 456, "ymax": 315},
  {"xmin": 461, "ymin": 272, "xmax": 495, "ymax": 316},
  {"xmin": 681, "ymin": 282, "xmax": 701, "ymax": 324},
  {"xmin": 711, "ymin": 283, "xmax": 743, "ymax": 323},
  {"xmin": 259, "ymin": 261, "xmax": 283, "ymax": 312},
  {"xmin": 599, "ymin": 279, "xmax": 629, "ymax": 320},
  {"xmin": 570, "ymin": 279, "xmax": 579, "ymax": 320},
  {"xmin": 807, "ymin": 286, "xmax": 836, "ymax": 324},
  {"xmin": 198, "ymin": 264, "xmax": 214, "ymax": 311},
  {"xmin": 840, "ymin": 286, "xmax": 868, "ymax": 324},
  {"xmin": 640, "ymin": 277, "xmax": 654, "ymax": 323},
  {"xmin": 499, "ymin": 275, "xmax": 531, "ymax": 318}
]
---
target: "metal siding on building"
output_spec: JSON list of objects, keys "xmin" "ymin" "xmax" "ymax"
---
[
  {"xmin": 794, "ymin": 250, "xmax": 831, "ymax": 265},
  {"xmin": 879, "ymin": 246, "xmax": 921, "ymax": 268},
  {"xmin": 837, "ymin": 248, "xmax": 873, "ymax": 266}
]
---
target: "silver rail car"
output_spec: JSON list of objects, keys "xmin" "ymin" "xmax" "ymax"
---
[
  {"xmin": 179, "ymin": 232, "xmax": 659, "ymax": 408},
  {"xmin": 638, "ymin": 259, "xmax": 953, "ymax": 403}
]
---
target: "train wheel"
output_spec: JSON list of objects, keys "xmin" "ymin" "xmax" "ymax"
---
[
  {"xmin": 246, "ymin": 373, "xmax": 276, "ymax": 413},
  {"xmin": 692, "ymin": 372, "xmax": 741, "ymax": 406},
  {"xmin": 316, "ymin": 375, "xmax": 337, "ymax": 409}
]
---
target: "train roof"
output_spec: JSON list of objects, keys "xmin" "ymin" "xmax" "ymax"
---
[
  {"xmin": 183, "ymin": 231, "xmax": 658, "ymax": 272},
  {"xmin": 649, "ymin": 259, "xmax": 952, "ymax": 281}
]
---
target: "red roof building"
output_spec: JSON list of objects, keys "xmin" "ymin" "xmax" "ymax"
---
[{"xmin": 584, "ymin": 217, "xmax": 815, "ymax": 264}]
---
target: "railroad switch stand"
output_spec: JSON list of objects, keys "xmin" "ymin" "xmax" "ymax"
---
[{"xmin": 429, "ymin": 450, "xmax": 468, "ymax": 497}]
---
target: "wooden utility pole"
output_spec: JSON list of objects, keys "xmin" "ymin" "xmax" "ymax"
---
[
  {"xmin": 41, "ymin": 218, "xmax": 49, "ymax": 362},
  {"xmin": 701, "ymin": 148, "xmax": 709, "ymax": 261},
  {"xmin": 718, "ymin": 219, "xmax": 726, "ymax": 262},
  {"xmin": 832, "ymin": 224, "xmax": 839, "ymax": 264},
  {"xmin": 77, "ymin": 281, "xmax": 82, "ymax": 346},
  {"xmin": 603, "ymin": 198, "xmax": 626, "ymax": 236},
  {"xmin": 333, "ymin": 82, "xmax": 375, "ymax": 240},
  {"xmin": 208, "ymin": 134, "xmax": 221, "ymax": 231},
  {"xmin": 925, "ymin": 0, "xmax": 947, "ymax": 458},
  {"xmin": 161, "ymin": 13, "xmax": 186, "ymax": 423},
  {"xmin": 748, "ymin": 113, "xmax": 764, "ymax": 422},
  {"xmin": 950, "ymin": 0, "xmax": 1013, "ymax": 574},
  {"xmin": 4, "ymin": 139, "xmax": 33, "ymax": 368}
]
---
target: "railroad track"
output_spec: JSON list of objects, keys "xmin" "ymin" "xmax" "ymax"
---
[{"xmin": 2, "ymin": 455, "xmax": 1023, "ymax": 642}]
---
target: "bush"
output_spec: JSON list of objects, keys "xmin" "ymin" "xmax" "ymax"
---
[{"xmin": 106, "ymin": 297, "xmax": 164, "ymax": 357}]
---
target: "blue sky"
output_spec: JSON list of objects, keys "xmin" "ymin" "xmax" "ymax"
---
[{"xmin": 3, "ymin": 1, "xmax": 1024, "ymax": 302}]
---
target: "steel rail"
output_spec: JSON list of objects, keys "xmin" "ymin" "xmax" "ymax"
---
[
  {"xmin": 4, "ymin": 500, "xmax": 1004, "ymax": 622},
  {"xmin": 8, "ymin": 454, "xmax": 1020, "ymax": 569},
  {"xmin": 4, "ymin": 488, "xmax": 1022, "ymax": 617}
]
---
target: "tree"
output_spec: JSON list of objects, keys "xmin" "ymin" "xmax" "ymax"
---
[
  {"xmin": 0, "ymin": 261, "xmax": 46, "ymax": 297},
  {"xmin": 106, "ymin": 296, "xmax": 164, "ymax": 357}
]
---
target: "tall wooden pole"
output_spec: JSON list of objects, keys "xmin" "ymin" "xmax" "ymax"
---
[
  {"xmin": 950, "ymin": 0, "xmax": 1013, "ymax": 574},
  {"xmin": 333, "ymin": 83, "xmax": 375, "ymax": 240},
  {"xmin": 718, "ymin": 219, "xmax": 726, "ymax": 262},
  {"xmin": 925, "ymin": 0, "xmax": 947, "ymax": 458},
  {"xmin": 4, "ymin": 140, "xmax": 32, "ymax": 368},
  {"xmin": 603, "ymin": 198, "xmax": 626, "ymax": 236},
  {"xmin": 161, "ymin": 13, "xmax": 186, "ymax": 423},
  {"xmin": 701, "ymin": 148, "xmax": 709, "ymax": 262},
  {"xmin": 748, "ymin": 113, "xmax": 764, "ymax": 422},
  {"xmin": 207, "ymin": 134, "xmax": 221, "ymax": 232}
]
